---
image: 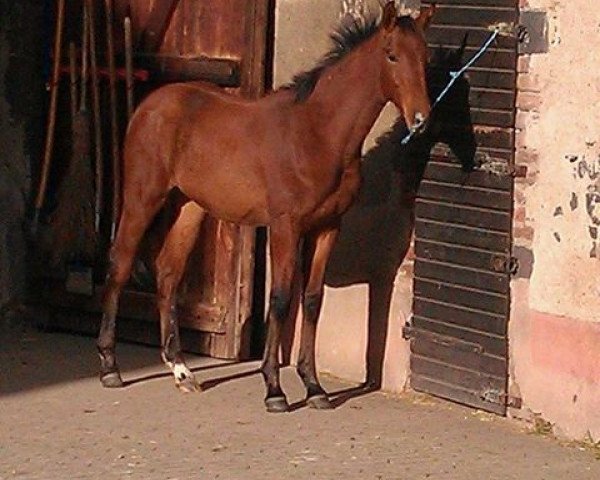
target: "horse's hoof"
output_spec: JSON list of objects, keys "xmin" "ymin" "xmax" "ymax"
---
[
  {"xmin": 176, "ymin": 376, "xmax": 201, "ymax": 393},
  {"xmin": 100, "ymin": 372, "xmax": 124, "ymax": 388},
  {"xmin": 307, "ymin": 393, "xmax": 333, "ymax": 410},
  {"xmin": 265, "ymin": 396, "xmax": 289, "ymax": 413}
]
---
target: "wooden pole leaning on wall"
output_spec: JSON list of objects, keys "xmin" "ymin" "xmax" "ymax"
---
[
  {"xmin": 105, "ymin": 0, "xmax": 121, "ymax": 241},
  {"xmin": 31, "ymin": 0, "xmax": 65, "ymax": 237},
  {"xmin": 79, "ymin": 3, "xmax": 90, "ymax": 132},
  {"xmin": 49, "ymin": 4, "xmax": 96, "ymax": 272},
  {"xmin": 124, "ymin": 16, "xmax": 134, "ymax": 121},
  {"xmin": 69, "ymin": 42, "xmax": 78, "ymax": 120},
  {"xmin": 70, "ymin": 0, "xmax": 95, "ymax": 263},
  {"xmin": 86, "ymin": 0, "xmax": 104, "ymax": 235}
]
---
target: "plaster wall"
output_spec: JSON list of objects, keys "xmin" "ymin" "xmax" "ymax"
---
[
  {"xmin": 523, "ymin": 0, "xmax": 600, "ymax": 320},
  {"xmin": 510, "ymin": 0, "xmax": 600, "ymax": 441}
]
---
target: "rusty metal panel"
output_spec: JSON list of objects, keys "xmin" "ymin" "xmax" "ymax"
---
[
  {"xmin": 409, "ymin": 1, "xmax": 518, "ymax": 414},
  {"xmin": 128, "ymin": 0, "xmax": 245, "ymax": 58},
  {"xmin": 163, "ymin": 1, "xmax": 245, "ymax": 58}
]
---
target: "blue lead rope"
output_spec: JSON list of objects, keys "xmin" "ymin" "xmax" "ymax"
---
[{"xmin": 401, "ymin": 28, "xmax": 500, "ymax": 145}]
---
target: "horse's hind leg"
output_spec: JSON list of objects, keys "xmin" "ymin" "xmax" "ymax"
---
[
  {"xmin": 155, "ymin": 201, "xmax": 205, "ymax": 393},
  {"xmin": 261, "ymin": 217, "xmax": 301, "ymax": 412},
  {"xmin": 99, "ymin": 194, "xmax": 166, "ymax": 388},
  {"xmin": 296, "ymin": 225, "xmax": 339, "ymax": 409}
]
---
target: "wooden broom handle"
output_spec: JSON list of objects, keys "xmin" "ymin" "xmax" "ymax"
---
[
  {"xmin": 105, "ymin": 0, "xmax": 121, "ymax": 241},
  {"xmin": 87, "ymin": 0, "xmax": 104, "ymax": 234},
  {"xmin": 33, "ymin": 0, "xmax": 66, "ymax": 219}
]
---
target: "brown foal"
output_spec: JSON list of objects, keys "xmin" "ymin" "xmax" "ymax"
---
[{"xmin": 98, "ymin": 2, "xmax": 435, "ymax": 412}]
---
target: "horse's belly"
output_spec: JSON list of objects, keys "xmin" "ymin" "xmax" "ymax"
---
[
  {"xmin": 178, "ymin": 174, "xmax": 270, "ymax": 226},
  {"xmin": 304, "ymin": 176, "xmax": 361, "ymax": 227}
]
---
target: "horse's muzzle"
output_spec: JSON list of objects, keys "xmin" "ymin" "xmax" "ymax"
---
[
  {"xmin": 400, "ymin": 109, "xmax": 431, "ymax": 145},
  {"xmin": 409, "ymin": 111, "xmax": 428, "ymax": 136}
]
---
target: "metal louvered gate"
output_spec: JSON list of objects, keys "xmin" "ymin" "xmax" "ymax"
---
[{"xmin": 408, "ymin": 0, "xmax": 518, "ymax": 415}]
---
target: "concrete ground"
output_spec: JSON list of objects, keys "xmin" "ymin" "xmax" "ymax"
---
[{"xmin": 1, "ymin": 318, "xmax": 599, "ymax": 480}]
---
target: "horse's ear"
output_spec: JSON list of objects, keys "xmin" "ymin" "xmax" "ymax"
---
[
  {"xmin": 416, "ymin": 3, "xmax": 436, "ymax": 31},
  {"xmin": 381, "ymin": 1, "xmax": 397, "ymax": 32},
  {"xmin": 457, "ymin": 33, "xmax": 468, "ymax": 60}
]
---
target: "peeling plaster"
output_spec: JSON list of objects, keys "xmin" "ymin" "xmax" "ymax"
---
[
  {"xmin": 569, "ymin": 192, "xmax": 578, "ymax": 210},
  {"xmin": 553, "ymin": 206, "xmax": 563, "ymax": 216},
  {"xmin": 562, "ymin": 154, "xmax": 600, "ymax": 259},
  {"xmin": 524, "ymin": 0, "xmax": 600, "ymax": 322},
  {"xmin": 511, "ymin": 6, "xmax": 598, "ymax": 440}
]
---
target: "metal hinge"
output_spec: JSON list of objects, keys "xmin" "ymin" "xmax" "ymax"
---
[
  {"xmin": 481, "ymin": 388, "xmax": 523, "ymax": 409},
  {"xmin": 518, "ymin": 11, "xmax": 549, "ymax": 54},
  {"xmin": 491, "ymin": 255, "xmax": 520, "ymax": 276},
  {"xmin": 402, "ymin": 319, "xmax": 414, "ymax": 340}
]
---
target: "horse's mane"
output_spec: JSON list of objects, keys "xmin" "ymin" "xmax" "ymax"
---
[{"xmin": 284, "ymin": 14, "xmax": 417, "ymax": 103}]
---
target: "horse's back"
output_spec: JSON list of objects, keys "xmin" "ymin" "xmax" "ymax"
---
[
  {"xmin": 124, "ymin": 82, "xmax": 281, "ymax": 224},
  {"xmin": 124, "ymin": 83, "xmax": 207, "ymax": 163}
]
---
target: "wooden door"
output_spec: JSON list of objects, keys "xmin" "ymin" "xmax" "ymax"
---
[
  {"xmin": 38, "ymin": 0, "xmax": 271, "ymax": 360},
  {"xmin": 407, "ymin": 0, "xmax": 518, "ymax": 414},
  {"xmin": 130, "ymin": 0, "xmax": 271, "ymax": 360}
]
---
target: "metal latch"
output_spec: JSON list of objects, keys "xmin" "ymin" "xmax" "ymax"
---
[
  {"xmin": 490, "ymin": 11, "xmax": 549, "ymax": 55},
  {"xmin": 477, "ymin": 159, "xmax": 527, "ymax": 178},
  {"xmin": 402, "ymin": 319, "xmax": 414, "ymax": 340},
  {"xmin": 481, "ymin": 388, "xmax": 523, "ymax": 409}
]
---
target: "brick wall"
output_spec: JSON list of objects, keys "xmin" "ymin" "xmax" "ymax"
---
[{"xmin": 512, "ymin": 53, "xmax": 540, "ymax": 252}]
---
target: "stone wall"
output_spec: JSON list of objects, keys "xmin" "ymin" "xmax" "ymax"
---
[{"xmin": 0, "ymin": 1, "xmax": 46, "ymax": 309}]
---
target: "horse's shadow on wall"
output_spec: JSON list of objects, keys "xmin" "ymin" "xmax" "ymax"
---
[{"xmin": 282, "ymin": 41, "xmax": 477, "ymax": 397}]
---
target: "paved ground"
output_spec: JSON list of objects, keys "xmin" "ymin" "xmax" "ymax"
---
[{"xmin": 1, "ymin": 318, "xmax": 599, "ymax": 480}]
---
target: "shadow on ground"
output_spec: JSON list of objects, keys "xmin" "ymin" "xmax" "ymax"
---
[{"xmin": 0, "ymin": 314, "xmax": 235, "ymax": 397}]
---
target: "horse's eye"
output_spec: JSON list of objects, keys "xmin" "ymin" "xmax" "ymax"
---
[{"xmin": 387, "ymin": 54, "xmax": 398, "ymax": 63}]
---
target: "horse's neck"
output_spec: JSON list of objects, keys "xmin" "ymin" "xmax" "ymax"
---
[{"xmin": 304, "ymin": 34, "xmax": 386, "ymax": 161}]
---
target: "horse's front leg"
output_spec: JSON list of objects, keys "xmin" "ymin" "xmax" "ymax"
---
[
  {"xmin": 296, "ymin": 224, "xmax": 339, "ymax": 409},
  {"xmin": 261, "ymin": 217, "xmax": 300, "ymax": 413}
]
